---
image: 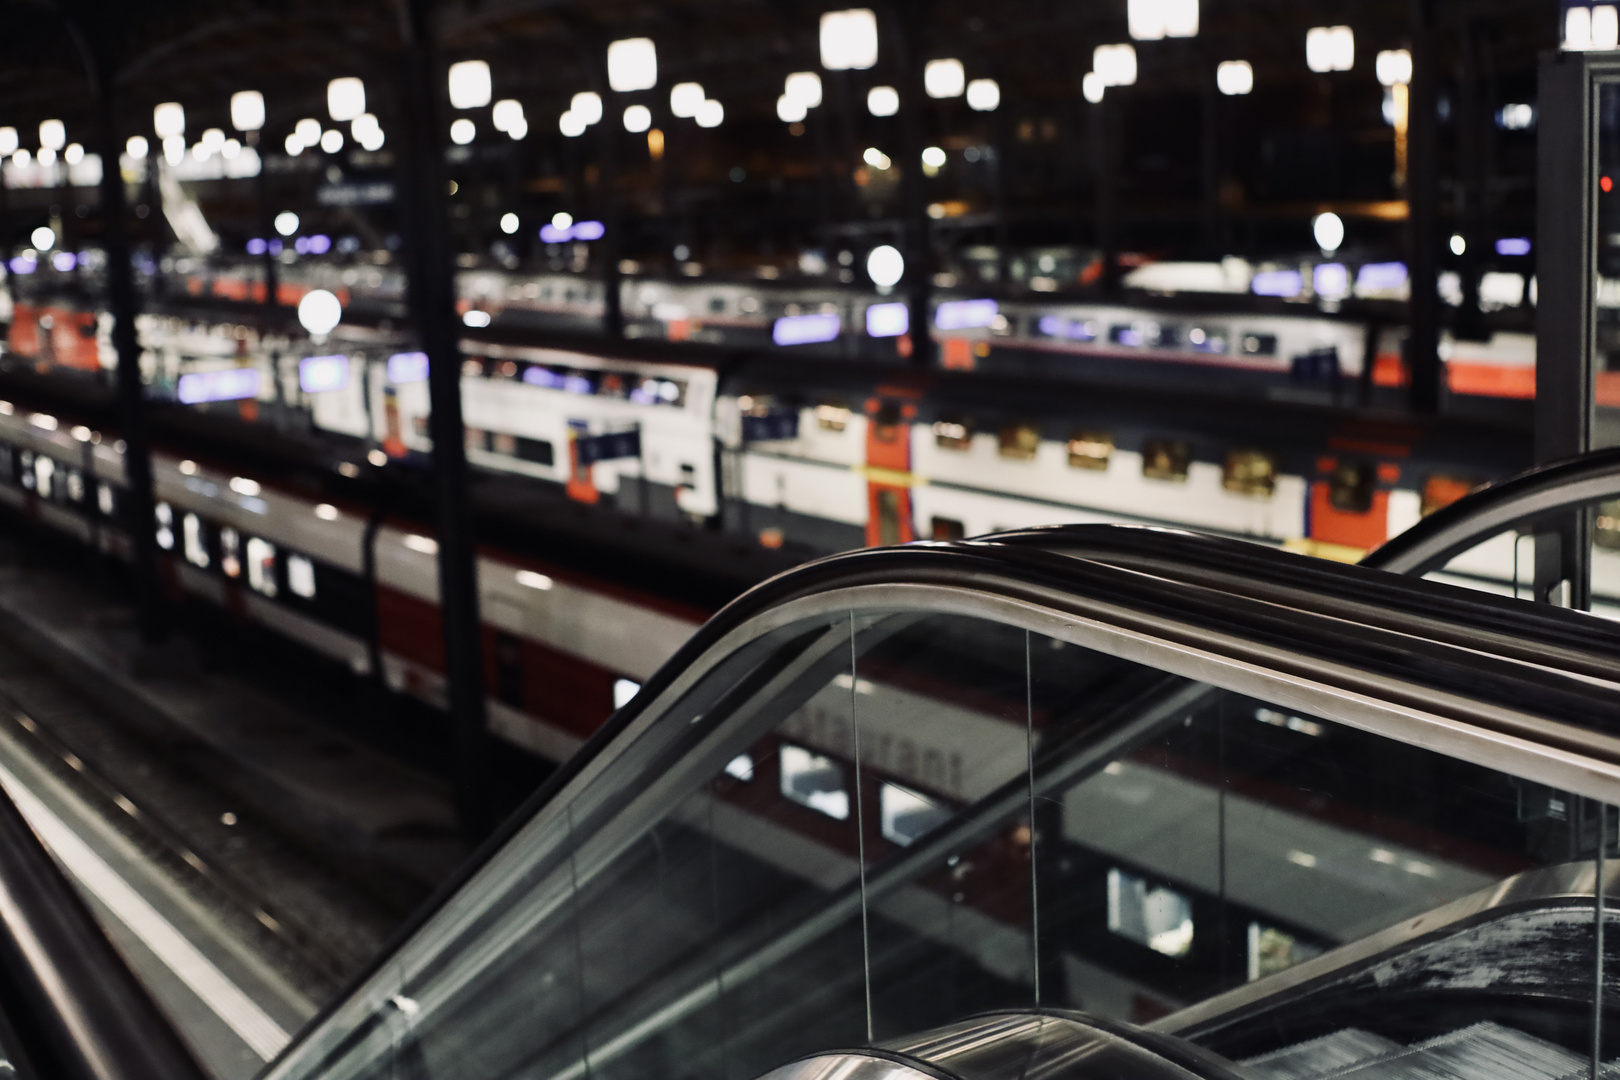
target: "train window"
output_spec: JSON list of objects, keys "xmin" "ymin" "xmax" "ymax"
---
[
  {"xmin": 287, "ymin": 554, "xmax": 317, "ymax": 599},
  {"xmin": 34, "ymin": 455, "xmax": 54, "ymax": 499},
  {"xmin": 879, "ymin": 782, "xmax": 952, "ymax": 847},
  {"xmin": 154, "ymin": 502, "xmax": 174, "ymax": 550},
  {"xmin": 933, "ymin": 418, "xmax": 972, "ymax": 450},
  {"xmin": 930, "ymin": 516, "xmax": 966, "ymax": 541},
  {"xmin": 490, "ymin": 432, "xmax": 516, "ymax": 456},
  {"xmin": 0, "ymin": 445, "xmax": 11, "ymax": 482},
  {"xmin": 678, "ymin": 462, "xmax": 696, "ymax": 489},
  {"xmin": 466, "ymin": 428, "xmax": 489, "ymax": 452},
  {"xmin": 493, "ymin": 632, "xmax": 524, "ymax": 708},
  {"xmin": 815, "ymin": 404, "xmax": 850, "ymax": 432},
  {"xmin": 1421, "ymin": 474, "xmax": 1476, "ymax": 517},
  {"xmin": 97, "ymin": 484, "xmax": 115, "ymax": 518},
  {"xmin": 246, "ymin": 537, "xmax": 277, "ymax": 597},
  {"xmin": 1108, "ymin": 323, "xmax": 1146, "ymax": 347},
  {"xmin": 779, "ymin": 743, "xmax": 850, "ymax": 821},
  {"xmin": 412, "ymin": 416, "xmax": 430, "ymax": 438},
  {"xmin": 1068, "ymin": 431, "xmax": 1114, "ymax": 470},
  {"xmin": 997, "ymin": 423, "xmax": 1040, "ymax": 460},
  {"xmin": 220, "ymin": 528, "xmax": 241, "ymax": 578},
  {"xmin": 1222, "ymin": 449, "xmax": 1277, "ymax": 498},
  {"xmin": 1240, "ymin": 332, "xmax": 1279, "ymax": 356},
  {"xmin": 17, "ymin": 452, "xmax": 33, "ymax": 492},
  {"xmin": 1106, "ymin": 867, "xmax": 1195, "ymax": 958},
  {"xmin": 875, "ymin": 489, "xmax": 904, "ymax": 545},
  {"xmin": 182, "ymin": 513, "xmax": 210, "ymax": 569},
  {"xmin": 708, "ymin": 296, "xmax": 727, "ymax": 314},
  {"xmin": 1247, "ymin": 922, "xmax": 1323, "ymax": 981},
  {"xmin": 1142, "ymin": 439, "xmax": 1191, "ymax": 482},
  {"xmin": 1329, "ymin": 460, "xmax": 1376, "ymax": 514},
  {"xmin": 64, "ymin": 468, "xmax": 84, "ymax": 504},
  {"xmin": 1188, "ymin": 326, "xmax": 1228, "ymax": 353},
  {"xmin": 1599, "ymin": 501, "xmax": 1620, "ymax": 551}
]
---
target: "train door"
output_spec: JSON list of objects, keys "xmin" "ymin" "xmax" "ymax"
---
[
  {"xmin": 565, "ymin": 420, "xmax": 599, "ymax": 504},
  {"xmin": 864, "ymin": 396, "xmax": 916, "ymax": 546}
]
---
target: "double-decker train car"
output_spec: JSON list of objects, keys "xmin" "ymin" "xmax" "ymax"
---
[{"xmin": 0, "ymin": 399, "xmax": 705, "ymax": 764}]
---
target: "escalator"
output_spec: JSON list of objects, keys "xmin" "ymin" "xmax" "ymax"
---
[{"xmin": 12, "ymin": 452, "xmax": 1620, "ymax": 1080}]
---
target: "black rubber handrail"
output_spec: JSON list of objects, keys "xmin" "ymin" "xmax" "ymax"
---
[
  {"xmin": 0, "ymin": 774, "xmax": 207, "ymax": 1080},
  {"xmin": 1364, "ymin": 445, "xmax": 1620, "ymax": 575},
  {"xmin": 263, "ymin": 524, "xmax": 1620, "ymax": 1075}
]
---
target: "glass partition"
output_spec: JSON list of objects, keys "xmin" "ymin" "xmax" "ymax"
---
[{"xmin": 266, "ymin": 599, "xmax": 1619, "ymax": 1080}]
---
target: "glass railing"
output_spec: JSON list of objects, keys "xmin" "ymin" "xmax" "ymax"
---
[{"xmin": 257, "ymin": 526, "xmax": 1620, "ymax": 1080}]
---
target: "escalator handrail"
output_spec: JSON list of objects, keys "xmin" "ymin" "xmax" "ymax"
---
[
  {"xmin": 972, "ymin": 524, "xmax": 1620, "ymax": 683},
  {"xmin": 1362, "ymin": 445, "xmax": 1620, "ymax": 575},
  {"xmin": 0, "ymin": 768, "xmax": 208, "ymax": 1080},
  {"xmin": 262, "ymin": 524, "xmax": 1620, "ymax": 1076}
]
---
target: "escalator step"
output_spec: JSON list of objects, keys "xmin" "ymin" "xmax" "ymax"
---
[
  {"xmin": 1317, "ymin": 1022, "xmax": 1582, "ymax": 1080},
  {"xmin": 1242, "ymin": 1029, "xmax": 1404, "ymax": 1080}
]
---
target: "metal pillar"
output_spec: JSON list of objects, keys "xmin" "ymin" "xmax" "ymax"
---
[
  {"xmin": 79, "ymin": 50, "xmax": 165, "ymax": 642},
  {"xmin": 1406, "ymin": 0, "xmax": 1442, "ymax": 413},
  {"xmin": 889, "ymin": 0, "xmax": 933, "ymax": 367},
  {"xmin": 396, "ymin": 0, "xmax": 492, "ymax": 839}
]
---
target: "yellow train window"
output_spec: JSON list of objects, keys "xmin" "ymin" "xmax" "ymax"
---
[
  {"xmin": 1142, "ymin": 439, "xmax": 1190, "ymax": 482},
  {"xmin": 1223, "ymin": 449, "xmax": 1277, "ymax": 498},
  {"xmin": 1068, "ymin": 431, "xmax": 1113, "ymax": 471},
  {"xmin": 815, "ymin": 404, "xmax": 850, "ymax": 432},
  {"xmin": 934, "ymin": 419, "xmax": 972, "ymax": 451},
  {"xmin": 998, "ymin": 423, "xmax": 1040, "ymax": 460}
]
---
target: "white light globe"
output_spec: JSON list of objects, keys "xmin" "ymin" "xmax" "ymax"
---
[
  {"xmin": 867, "ymin": 86, "xmax": 899, "ymax": 117},
  {"xmin": 126, "ymin": 135, "xmax": 149, "ymax": 160},
  {"xmin": 31, "ymin": 227, "xmax": 56, "ymax": 251},
  {"xmin": 552, "ymin": 212, "xmax": 573, "ymax": 229},
  {"xmin": 965, "ymin": 78, "xmax": 1000, "ymax": 112},
  {"xmin": 777, "ymin": 94, "xmax": 808, "ymax": 123},
  {"xmin": 500, "ymin": 213, "xmax": 519, "ymax": 234},
  {"xmin": 275, "ymin": 211, "xmax": 300, "ymax": 236},
  {"xmin": 695, "ymin": 99, "xmax": 724, "ymax": 128},
  {"xmin": 623, "ymin": 104, "xmax": 652, "ymax": 133},
  {"xmin": 328, "ymin": 77, "xmax": 366, "ymax": 122},
  {"xmin": 559, "ymin": 111, "xmax": 586, "ymax": 137},
  {"xmin": 867, "ymin": 244, "xmax": 904, "ymax": 287},
  {"xmin": 571, "ymin": 92, "xmax": 603, "ymax": 126},
  {"xmin": 1313, "ymin": 211, "xmax": 1345, "ymax": 253},
  {"xmin": 448, "ymin": 60, "xmax": 493, "ymax": 110},
  {"xmin": 298, "ymin": 289, "xmax": 343, "ymax": 336},
  {"xmin": 231, "ymin": 90, "xmax": 266, "ymax": 132},
  {"xmin": 320, "ymin": 129, "xmax": 344, "ymax": 152},
  {"xmin": 450, "ymin": 118, "xmax": 476, "ymax": 145},
  {"xmin": 670, "ymin": 82, "xmax": 705, "ymax": 118}
]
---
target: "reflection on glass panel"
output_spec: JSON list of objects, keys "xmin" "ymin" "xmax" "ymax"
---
[
  {"xmin": 779, "ymin": 743, "xmax": 850, "ymax": 820},
  {"xmin": 1107, "ymin": 868, "xmax": 1195, "ymax": 958},
  {"xmin": 268, "ymin": 608, "xmax": 1616, "ymax": 1080}
]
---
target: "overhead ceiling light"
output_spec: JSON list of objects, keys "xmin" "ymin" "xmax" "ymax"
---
[
  {"xmin": 623, "ymin": 104, "xmax": 652, "ymax": 132},
  {"xmin": 1306, "ymin": 26, "xmax": 1354, "ymax": 73},
  {"xmin": 231, "ymin": 90, "xmax": 265, "ymax": 132},
  {"xmin": 867, "ymin": 244, "xmax": 904, "ymax": 288},
  {"xmin": 571, "ymin": 91, "xmax": 603, "ymax": 126},
  {"xmin": 1375, "ymin": 49, "xmax": 1412, "ymax": 86},
  {"xmin": 320, "ymin": 128, "xmax": 344, "ymax": 153},
  {"xmin": 1216, "ymin": 60, "xmax": 1254, "ymax": 95},
  {"xmin": 1313, "ymin": 211, "xmax": 1345, "ymax": 253},
  {"xmin": 1128, "ymin": 0, "xmax": 1198, "ymax": 40},
  {"xmin": 298, "ymin": 289, "xmax": 343, "ymax": 336},
  {"xmin": 785, "ymin": 72, "xmax": 823, "ymax": 108},
  {"xmin": 924, "ymin": 58, "xmax": 965, "ymax": 99},
  {"xmin": 295, "ymin": 117, "xmax": 322, "ymax": 145},
  {"xmin": 31, "ymin": 226, "xmax": 55, "ymax": 251},
  {"xmin": 0, "ymin": 128, "xmax": 15, "ymax": 157},
  {"xmin": 125, "ymin": 135, "xmax": 148, "ymax": 159},
  {"xmin": 274, "ymin": 210, "xmax": 299, "ymax": 235},
  {"xmin": 820, "ymin": 9, "xmax": 879, "ymax": 70},
  {"xmin": 1082, "ymin": 71, "xmax": 1106, "ymax": 103},
  {"xmin": 966, "ymin": 78, "xmax": 1000, "ymax": 111},
  {"xmin": 64, "ymin": 143, "xmax": 83, "ymax": 164},
  {"xmin": 492, "ymin": 99, "xmax": 524, "ymax": 132},
  {"xmin": 1094, "ymin": 44, "xmax": 1138, "ymax": 86},
  {"xmin": 327, "ymin": 77, "xmax": 366, "ymax": 122},
  {"xmin": 559, "ymin": 110, "xmax": 587, "ymax": 137},
  {"xmin": 867, "ymin": 86, "xmax": 899, "ymax": 116},
  {"xmin": 153, "ymin": 102, "xmax": 185, "ymax": 138},
  {"xmin": 778, "ymin": 94, "xmax": 808, "ymax": 123},
  {"xmin": 607, "ymin": 37, "xmax": 658, "ymax": 92},
  {"xmin": 162, "ymin": 135, "xmax": 185, "ymax": 165},
  {"xmin": 449, "ymin": 118, "xmax": 475, "ymax": 145},
  {"xmin": 38, "ymin": 119, "xmax": 65, "ymax": 151},
  {"xmin": 670, "ymin": 82, "xmax": 705, "ymax": 118},
  {"xmin": 695, "ymin": 99, "xmax": 724, "ymax": 128},
  {"xmin": 448, "ymin": 60, "xmax": 493, "ymax": 109},
  {"xmin": 501, "ymin": 212, "xmax": 519, "ymax": 234}
]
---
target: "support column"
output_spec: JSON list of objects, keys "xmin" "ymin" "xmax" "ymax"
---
[
  {"xmin": 1406, "ymin": 0, "xmax": 1442, "ymax": 412},
  {"xmin": 397, "ymin": 0, "xmax": 492, "ymax": 840},
  {"xmin": 95, "ymin": 69, "xmax": 165, "ymax": 643},
  {"xmin": 891, "ymin": 0, "xmax": 933, "ymax": 367}
]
